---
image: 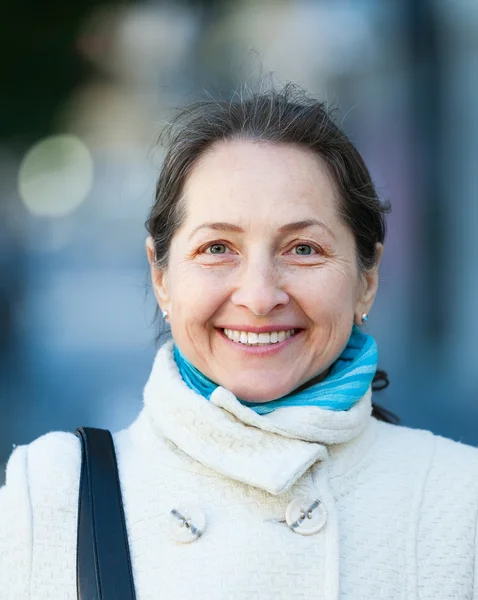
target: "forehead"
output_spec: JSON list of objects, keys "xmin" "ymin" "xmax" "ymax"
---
[{"xmin": 181, "ymin": 140, "xmax": 341, "ymax": 228}]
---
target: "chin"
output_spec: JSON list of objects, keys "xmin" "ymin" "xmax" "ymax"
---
[{"xmin": 227, "ymin": 381, "xmax": 293, "ymax": 403}]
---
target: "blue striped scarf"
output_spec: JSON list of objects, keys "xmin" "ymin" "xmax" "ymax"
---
[{"xmin": 173, "ymin": 326, "xmax": 378, "ymax": 415}]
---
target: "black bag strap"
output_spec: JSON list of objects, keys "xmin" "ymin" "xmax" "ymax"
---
[{"xmin": 75, "ymin": 427, "xmax": 137, "ymax": 600}]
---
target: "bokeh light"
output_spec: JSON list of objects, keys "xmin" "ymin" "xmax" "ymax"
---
[
  {"xmin": 1, "ymin": 1, "xmax": 477, "ymax": 480},
  {"xmin": 18, "ymin": 134, "xmax": 93, "ymax": 217}
]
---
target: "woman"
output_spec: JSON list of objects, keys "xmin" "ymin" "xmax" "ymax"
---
[{"xmin": 1, "ymin": 85, "xmax": 478, "ymax": 600}]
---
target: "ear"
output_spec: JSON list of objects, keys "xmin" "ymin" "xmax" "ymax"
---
[
  {"xmin": 146, "ymin": 236, "xmax": 171, "ymax": 313},
  {"xmin": 354, "ymin": 243, "xmax": 383, "ymax": 325}
]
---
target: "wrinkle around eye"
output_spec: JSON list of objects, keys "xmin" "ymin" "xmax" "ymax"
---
[{"xmin": 194, "ymin": 241, "xmax": 240, "ymax": 266}]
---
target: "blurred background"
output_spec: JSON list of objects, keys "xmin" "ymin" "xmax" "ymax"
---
[{"xmin": 1, "ymin": 0, "xmax": 477, "ymax": 482}]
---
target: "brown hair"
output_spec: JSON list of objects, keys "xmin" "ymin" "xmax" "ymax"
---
[{"xmin": 146, "ymin": 84, "xmax": 398, "ymax": 424}]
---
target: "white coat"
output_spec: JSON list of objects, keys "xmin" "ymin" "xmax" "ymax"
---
[{"xmin": 1, "ymin": 340, "xmax": 478, "ymax": 599}]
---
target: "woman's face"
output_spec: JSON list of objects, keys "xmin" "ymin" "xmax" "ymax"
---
[{"xmin": 148, "ymin": 140, "xmax": 381, "ymax": 402}]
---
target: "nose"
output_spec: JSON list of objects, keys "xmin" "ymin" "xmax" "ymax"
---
[{"xmin": 230, "ymin": 260, "xmax": 289, "ymax": 316}]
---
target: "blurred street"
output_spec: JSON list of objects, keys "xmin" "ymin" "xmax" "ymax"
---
[{"xmin": 1, "ymin": 0, "xmax": 477, "ymax": 483}]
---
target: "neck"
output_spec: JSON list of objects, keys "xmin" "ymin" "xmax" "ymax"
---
[
  {"xmin": 173, "ymin": 326, "xmax": 378, "ymax": 415},
  {"xmin": 142, "ymin": 339, "xmax": 376, "ymax": 495},
  {"xmin": 289, "ymin": 368, "xmax": 331, "ymax": 395}
]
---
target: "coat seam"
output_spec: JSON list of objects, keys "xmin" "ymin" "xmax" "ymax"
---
[
  {"xmin": 412, "ymin": 433, "xmax": 437, "ymax": 600},
  {"xmin": 472, "ymin": 502, "xmax": 478, "ymax": 599},
  {"xmin": 25, "ymin": 444, "xmax": 35, "ymax": 600}
]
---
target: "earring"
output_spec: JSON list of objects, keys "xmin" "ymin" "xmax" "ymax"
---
[
  {"xmin": 161, "ymin": 309, "xmax": 169, "ymax": 320},
  {"xmin": 361, "ymin": 313, "xmax": 369, "ymax": 324}
]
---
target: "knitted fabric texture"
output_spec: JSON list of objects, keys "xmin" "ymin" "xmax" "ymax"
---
[{"xmin": 1, "ymin": 341, "xmax": 478, "ymax": 600}]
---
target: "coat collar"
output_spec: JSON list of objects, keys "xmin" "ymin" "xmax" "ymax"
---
[{"xmin": 142, "ymin": 341, "xmax": 377, "ymax": 495}]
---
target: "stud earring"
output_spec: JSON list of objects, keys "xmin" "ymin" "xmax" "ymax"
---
[
  {"xmin": 361, "ymin": 313, "xmax": 369, "ymax": 324},
  {"xmin": 162, "ymin": 309, "xmax": 169, "ymax": 320}
]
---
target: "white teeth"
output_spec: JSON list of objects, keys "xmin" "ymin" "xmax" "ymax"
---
[{"xmin": 223, "ymin": 329, "xmax": 296, "ymax": 345}]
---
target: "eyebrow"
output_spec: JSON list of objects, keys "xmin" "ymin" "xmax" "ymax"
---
[{"xmin": 189, "ymin": 219, "xmax": 335, "ymax": 240}]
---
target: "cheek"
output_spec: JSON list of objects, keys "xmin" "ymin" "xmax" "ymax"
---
[
  {"xmin": 168, "ymin": 264, "xmax": 231, "ymax": 324},
  {"xmin": 297, "ymin": 267, "xmax": 359, "ymax": 318}
]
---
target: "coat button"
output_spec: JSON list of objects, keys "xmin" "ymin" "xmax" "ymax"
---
[
  {"xmin": 285, "ymin": 497, "xmax": 327, "ymax": 536},
  {"xmin": 168, "ymin": 505, "xmax": 206, "ymax": 543}
]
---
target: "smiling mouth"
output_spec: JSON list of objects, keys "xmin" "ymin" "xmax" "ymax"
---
[{"xmin": 222, "ymin": 328, "xmax": 298, "ymax": 346}]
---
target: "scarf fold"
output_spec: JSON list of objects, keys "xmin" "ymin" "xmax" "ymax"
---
[
  {"xmin": 174, "ymin": 326, "xmax": 378, "ymax": 414},
  {"xmin": 143, "ymin": 340, "xmax": 376, "ymax": 495}
]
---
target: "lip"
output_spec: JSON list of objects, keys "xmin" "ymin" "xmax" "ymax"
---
[
  {"xmin": 218, "ymin": 328, "xmax": 303, "ymax": 355},
  {"xmin": 216, "ymin": 325, "xmax": 303, "ymax": 333}
]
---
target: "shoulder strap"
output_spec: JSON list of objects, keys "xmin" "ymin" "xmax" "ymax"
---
[{"xmin": 75, "ymin": 427, "xmax": 137, "ymax": 600}]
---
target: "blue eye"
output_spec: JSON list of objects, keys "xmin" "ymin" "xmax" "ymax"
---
[
  {"xmin": 208, "ymin": 243, "xmax": 227, "ymax": 254},
  {"xmin": 294, "ymin": 244, "xmax": 314, "ymax": 255}
]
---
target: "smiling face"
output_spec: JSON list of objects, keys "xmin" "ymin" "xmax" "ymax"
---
[{"xmin": 147, "ymin": 139, "xmax": 381, "ymax": 402}]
